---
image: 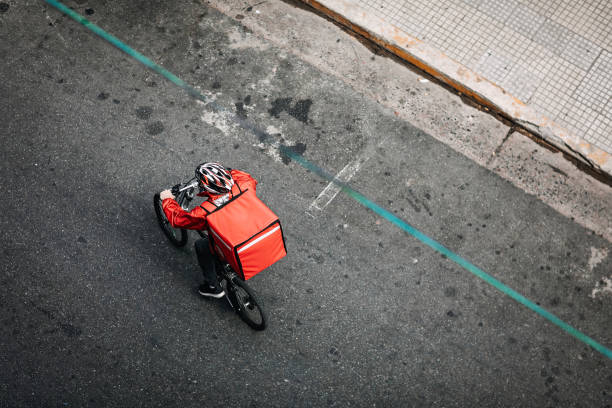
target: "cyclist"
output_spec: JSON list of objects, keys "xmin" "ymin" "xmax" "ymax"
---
[{"xmin": 160, "ymin": 162, "xmax": 257, "ymax": 298}]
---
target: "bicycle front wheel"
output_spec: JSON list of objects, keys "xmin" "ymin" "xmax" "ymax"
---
[
  {"xmin": 154, "ymin": 193, "xmax": 188, "ymax": 247},
  {"xmin": 228, "ymin": 278, "xmax": 267, "ymax": 331}
]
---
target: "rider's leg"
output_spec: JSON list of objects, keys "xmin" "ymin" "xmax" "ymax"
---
[{"xmin": 194, "ymin": 237, "xmax": 224, "ymax": 297}]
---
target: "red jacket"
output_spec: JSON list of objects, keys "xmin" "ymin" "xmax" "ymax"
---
[{"xmin": 162, "ymin": 169, "xmax": 257, "ymax": 230}]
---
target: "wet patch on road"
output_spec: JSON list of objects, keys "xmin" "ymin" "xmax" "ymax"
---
[
  {"xmin": 136, "ymin": 106, "xmax": 153, "ymax": 120},
  {"xmin": 146, "ymin": 121, "xmax": 164, "ymax": 135},
  {"xmin": 269, "ymin": 97, "xmax": 313, "ymax": 123},
  {"xmin": 235, "ymin": 101, "xmax": 247, "ymax": 119}
]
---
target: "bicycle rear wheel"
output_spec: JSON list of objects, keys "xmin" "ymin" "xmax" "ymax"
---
[
  {"xmin": 228, "ymin": 278, "xmax": 267, "ymax": 331},
  {"xmin": 154, "ymin": 193, "xmax": 188, "ymax": 247}
]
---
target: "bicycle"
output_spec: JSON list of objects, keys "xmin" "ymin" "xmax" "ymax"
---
[{"xmin": 154, "ymin": 178, "xmax": 267, "ymax": 330}]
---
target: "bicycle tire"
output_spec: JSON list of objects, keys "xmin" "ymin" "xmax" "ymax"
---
[
  {"xmin": 153, "ymin": 193, "xmax": 188, "ymax": 247},
  {"xmin": 228, "ymin": 278, "xmax": 267, "ymax": 331}
]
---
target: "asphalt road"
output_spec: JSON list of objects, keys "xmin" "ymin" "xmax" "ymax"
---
[{"xmin": 1, "ymin": 1, "xmax": 611, "ymax": 407}]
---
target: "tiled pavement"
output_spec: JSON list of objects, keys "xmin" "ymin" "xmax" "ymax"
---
[{"xmin": 346, "ymin": 0, "xmax": 611, "ymax": 156}]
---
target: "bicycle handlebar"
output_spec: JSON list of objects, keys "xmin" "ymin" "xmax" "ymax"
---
[{"xmin": 171, "ymin": 179, "xmax": 198, "ymax": 196}]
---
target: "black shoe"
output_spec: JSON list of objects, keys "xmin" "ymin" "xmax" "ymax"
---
[{"xmin": 198, "ymin": 284, "xmax": 225, "ymax": 299}]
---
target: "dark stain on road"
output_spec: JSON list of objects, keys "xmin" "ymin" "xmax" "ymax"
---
[
  {"xmin": 244, "ymin": 95, "xmax": 252, "ymax": 105},
  {"xmin": 61, "ymin": 323, "xmax": 82, "ymax": 337},
  {"xmin": 0, "ymin": 3, "xmax": 9, "ymax": 13},
  {"xmin": 269, "ymin": 98, "xmax": 313, "ymax": 123},
  {"xmin": 328, "ymin": 346, "xmax": 341, "ymax": 362},
  {"xmin": 543, "ymin": 347, "xmax": 552, "ymax": 362},
  {"xmin": 148, "ymin": 336, "xmax": 166, "ymax": 350},
  {"xmin": 146, "ymin": 121, "xmax": 165, "ymax": 135},
  {"xmin": 97, "ymin": 92, "xmax": 109, "ymax": 100},
  {"xmin": 136, "ymin": 106, "xmax": 153, "ymax": 120},
  {"xmin": 235, "ymin": 101, "xmax": 247, "ymax": 119},
  {"xmin": 280, "ymin": 142, "xmax": 307, "ymax": 165},
  {"xmin": 30, "ymin": 301, "xmax": 82, "ymax": 338},
  {"xmin": 85, "ymin": 8, "xmax": 94, "ymax": 15}
]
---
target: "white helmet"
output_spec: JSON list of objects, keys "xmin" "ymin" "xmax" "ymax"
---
[{"xmin": 195, "ymin": 162, "xmax": 234, "ymax": 195}]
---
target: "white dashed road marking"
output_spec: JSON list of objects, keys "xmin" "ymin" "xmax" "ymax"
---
[{"xmin": 307, "ymin": 155, "xmax": 369, "ymax": 215}]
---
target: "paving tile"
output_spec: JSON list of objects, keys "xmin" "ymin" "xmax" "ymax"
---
[
  {"xmin": 422, "ymin": 2, "xmax": 468, "ymax": 52},
  {"xmin": 561, "ymin": 33, "xmax": 602, "ymax": 71},
  {"xmin": 395, "ymin": 1, "xmax": 442, "ymax": 39},
  {"xmin": 505, "ymin": 3, "xmax": 546, "ymax": 39},
  {"xmin": 528, "ymin": 91, "xmax": 565, "ymax": 120},
  {"xmin": 443, "ymin": 8, "xmax": 503, "ymax": 67},
  {"xmin": 585, "ymin": 113, "xmax": 612, "ymax": 151},
  {"xmin": 556, "ymin": 99, "xmax": 600, "ymax": 139},
  {"xmin": 501, "ymin": 63, "xmax": 541, "ymax": 102},
  {"xmin": 551, "ymin": 0, "xmax": 611, "ymax": 47},
  {"xmin": 458, "ymin": 0, "xmax": 483, "ymax": 8},
  {"xmin": 478, "ymin": 0, "xmax": 518, "ymax": 23},
  {"xmin": 572, "ymin": 51, "xmax": 612, "ymax": 114},
  {"xmin": 516, "ymin": 0, "xmax": 564, "ymax": 18},
  {"xmin": 474, "ymin": 49, "xmax": 513, "ymax": 85},
  {"xmin": 528, "ymin": 58, "xmax": 587, "ymax": 120},
  {"xmin": 488, "ymin": 27, "xmax": 534, "ymax": 68},
  {"xmin": 522, "ymin": 41, "xmax": 559, "ymax": 77},
  {"xmin": 532, "ymin": 18, "xmax": 572, "ymax": 56}
]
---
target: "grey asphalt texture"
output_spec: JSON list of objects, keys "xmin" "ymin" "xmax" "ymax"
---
[{"xmin": 1, "ymin": 1, "xmax": 611, "ymax": 407}]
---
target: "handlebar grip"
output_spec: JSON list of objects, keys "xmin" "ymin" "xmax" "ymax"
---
[{"xmin": 171, "ymin": 184, "xmax": 181, "ymax": 196}]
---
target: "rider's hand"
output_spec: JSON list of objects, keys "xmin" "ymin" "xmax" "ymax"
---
[{"xmin": 160, "ymin": 189, "xmax": 175, "ymax": 201}]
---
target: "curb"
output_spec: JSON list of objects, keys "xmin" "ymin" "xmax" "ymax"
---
[{"xmin": 300, "ymin": 0, "xmax": 612, "ymax": 179}]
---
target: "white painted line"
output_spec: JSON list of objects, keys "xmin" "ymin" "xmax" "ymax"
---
[
  {"xmin": 307, "ymin": 155, "xmax": 369, "ymax": 214},
  {"xmin": 237, "ymin": 226, "xmax": 280, "ymax": 253}
]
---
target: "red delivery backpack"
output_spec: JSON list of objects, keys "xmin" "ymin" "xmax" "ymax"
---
[{"xmin": 201, "ymin": 184, "xmax": 287, "ymax": 280}]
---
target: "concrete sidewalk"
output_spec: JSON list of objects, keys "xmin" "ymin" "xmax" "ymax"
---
[{"xmin": 301, "ymin": 0, "xmax": 612, "ymax": 177}]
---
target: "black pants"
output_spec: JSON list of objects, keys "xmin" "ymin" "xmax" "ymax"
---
[{"xmin": 194, "ymin": 237, "xmax": 219, "ymax": 288}]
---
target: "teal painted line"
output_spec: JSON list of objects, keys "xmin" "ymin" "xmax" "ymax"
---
[
  {"xmin": 283, "ymin": 149, "xmax": 612, "ymax": 360},
  {"xmin": 44, "ymin": 0, "xmax": 207, "ymax": 103},
  {"xmin": 44, "ymin": 0, "xmax": 612, "ymax": 361}
]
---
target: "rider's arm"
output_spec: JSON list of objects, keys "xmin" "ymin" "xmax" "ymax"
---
[{"xmin": 162, "ymin": 199, "xmax": 208, "ymax": 230}]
